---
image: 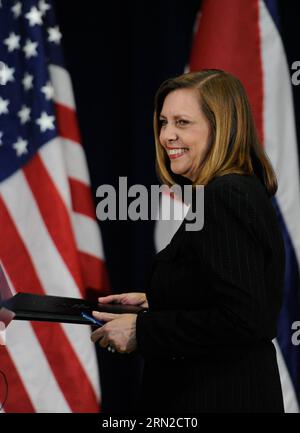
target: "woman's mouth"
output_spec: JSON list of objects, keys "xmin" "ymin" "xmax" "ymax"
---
[{"xmin": 167, "ymin": 148, "xmax": 188, "ymax": 159}]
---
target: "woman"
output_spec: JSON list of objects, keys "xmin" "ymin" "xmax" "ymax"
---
[{"xmin": 91, "ymin": 69, "xmax": 285, "ymax": 413}]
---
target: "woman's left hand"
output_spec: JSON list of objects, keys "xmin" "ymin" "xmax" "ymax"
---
[{"xmin": 90, "ymin": 311, "xmax": 137, "ymax": 354}]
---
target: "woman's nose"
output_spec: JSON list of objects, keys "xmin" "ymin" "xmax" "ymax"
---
[{"xmin": 160, "ymin": 124, "xmax": 178, "ymax": 142}]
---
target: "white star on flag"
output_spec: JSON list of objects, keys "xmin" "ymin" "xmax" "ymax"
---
[
  {"xmin": 0, "ymin": 131, "xmax": 3, "ymax": 145},
  {"xmin": 4, "ymin": 32, "xmax": 21, "ymax": 52},
  {"xmin": 47, "ymin": 26, "xmax": 62, "ymax": 44},
  {"xmin": 23, "ymin": 39, "xmax": 38, "ymax": 59},
  {"xmin": 18, "ymin": 105, "xmax": 31, "ymax": 124},
  {"xmin": 41, "ymin": 81, "xmax": 54, "ymax": 100},
  {"xmin": 38, "ymin": 0, "xmax": 50, "ymax": 16},
  {"xmin": 22, "ymin": 72, "xmax": 34, "ymax": 91},
  {"xmin": 0, "ymin": 97, "xmax": 9, "ymax": 115},
  {"xmin": 25, "ymin": 6, "xmax": 43, "ymax": 26},
  {"xmin": 36, "ymin": 111, "xmax": 55, "ymax": 132},
  {"xmin": 12, "ymin": 137, "xmax": 28, "ymax": 157},
  {"xmin": 0, "ymin": 65, "xmax": 15, "ymax": 85},
  {"xmin": 11, "ymin": 1, "xmax": 22, "ymax": 18}
]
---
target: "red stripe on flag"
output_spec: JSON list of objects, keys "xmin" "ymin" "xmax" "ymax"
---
[
  {"xmin": 55, "ymin": 102, "xmax": 81, "ymax": 144},
  {"xmin": 79, "ymin": 251, "xmax": 110, "ymax": 294},
  {"xmin": 0, "ymin": 197, "xmax": 99, "ymax": 412},
  {"xmin": 0, "ymin": 348, "xmax": 35, "ymax": 412},
  {"xmin": 69, "ymin": 178, "xmax": 95, "ymax": 219},
  {"xmin": 23, "ymin": 154, "xmax": 85, "ymax": 296},
  {"xmin": 189, "ymin": 0, "xmax": 264, "ymax": 143}
]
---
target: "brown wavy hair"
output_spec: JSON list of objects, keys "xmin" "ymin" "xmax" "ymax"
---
[{"xmin": 154, "ymin": 69, "xmax": 277, "ymax": 196}]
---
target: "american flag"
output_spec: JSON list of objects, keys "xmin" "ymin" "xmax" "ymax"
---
[{"xmin": 0, "ymin": 0, "xmax": 109, "ymax": 412}]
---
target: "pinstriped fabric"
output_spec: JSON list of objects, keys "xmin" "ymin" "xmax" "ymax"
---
[{"xmin": 137, "ymin": 174, "xmax": 284, "ymax": 412}]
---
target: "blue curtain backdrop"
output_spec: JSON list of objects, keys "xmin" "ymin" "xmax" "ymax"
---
[{"xmin": 53, "ymin": 0, "xmax": 300, "ymax": 412}]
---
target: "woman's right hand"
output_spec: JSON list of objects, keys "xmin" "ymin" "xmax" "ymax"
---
[{"xmin": 98, "ymin": 292, "xmax": 149, "ymax": 309}]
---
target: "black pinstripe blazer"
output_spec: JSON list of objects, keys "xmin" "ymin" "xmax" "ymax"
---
[{"xmin": 136, "ymin": 173, "xmax": 285, "ymax": 413}]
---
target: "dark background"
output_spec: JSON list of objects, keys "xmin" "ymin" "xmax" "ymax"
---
[{"xmin": 53, "ymin": 0, "xmax": 300, "ymax": 412}]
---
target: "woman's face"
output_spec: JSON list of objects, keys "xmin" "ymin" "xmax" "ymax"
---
[{"xmin": 159, "ymin": 88, "xmax": 211, "ymax": 182}]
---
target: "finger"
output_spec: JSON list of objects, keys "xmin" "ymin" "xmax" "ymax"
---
[
  {"xmin": 92, "ymin": 311, "xmax": 120, "ymax": 322},
  {"xmin": 90, "ymin": 328, "xmax": 104, "ymax": 344},
  {"xmin": 98, "ymin": 294, "xmax": 125, "ymax": 304},
  {"xmin": 98, "ymin": 336, "xmax": 109, "ymax": 349}
]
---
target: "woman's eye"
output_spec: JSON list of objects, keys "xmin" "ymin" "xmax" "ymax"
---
[
  {"xmin": 159, "ymin": 119, "xmax": 167, "ymax": 126},
  {"xmin": 177, "ymin": 119, "xmax": 189, "ymax": 126},
  {"xmin": 159, "ymin": 119, "xmax": 189, "ymax": 127}
]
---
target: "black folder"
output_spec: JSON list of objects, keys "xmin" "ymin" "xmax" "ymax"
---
[{"xmin": 1, "ymin": 293, "xmax": 145, "ymax": 325}]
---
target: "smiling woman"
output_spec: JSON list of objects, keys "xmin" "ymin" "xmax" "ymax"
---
[
  {"xmin": 158, "ymin": 88, "xmax": 211, "ymax": 182},
  {"xmin": 90, "ymin": 69, "xmax": 285, "ymax": 413},
  {"xmin": 154, "ymin": 69, "xmax": 277, "ymax": 195}
]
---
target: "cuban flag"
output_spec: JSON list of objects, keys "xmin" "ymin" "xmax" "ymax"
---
[{"xmin": 187, "ymin": 0, "xmax": 300, "ymax": 412}]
